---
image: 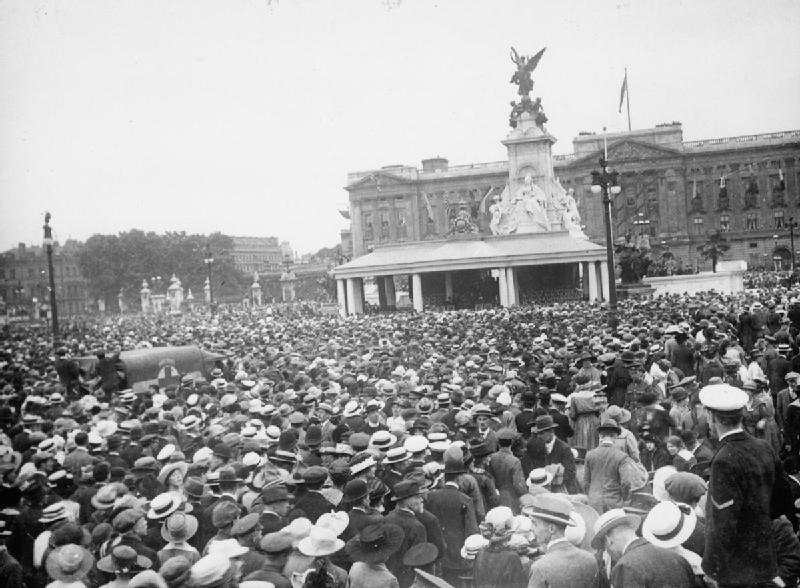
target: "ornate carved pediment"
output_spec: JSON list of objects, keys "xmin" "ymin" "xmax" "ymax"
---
[
  {"xmin": 606, "ymin": 140, "xmax": 680, "ymax": 161},
  {"xmin": 345, "ymin": 171, "xmax": 409, "ymax": 191}
]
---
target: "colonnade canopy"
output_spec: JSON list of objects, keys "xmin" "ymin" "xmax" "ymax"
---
[{"xmin": 332, "ymin": 231, "xmax": 607, "ymax": 279}]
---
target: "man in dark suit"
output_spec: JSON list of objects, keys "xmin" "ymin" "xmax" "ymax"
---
[
  {"xmin": 525, "ymin": 415, "xmax": 579, "ymax": 494},
  {"xmin": 584, "ymin": 419, "xmax": 638, "ymax": 514},
  {"xmin": 487, "ymin": 428, "xmax": 527, "ymax": 513},
  {"xmin": 592, "ymin": 509, "xmax": 694, "ymax": 588},
  {"xmin": 384, "ymin": 480, "xmax": 428, "ymax": 588},
  {"xmin": 290, "ymin": 466, "xmax": 333, "ymax": 523},
  {"xmin": 700, "ymin": 383, "xmax": 791, "ymax": 587},
  {"xmin": 425, "ymin": 461, "xmax": 478, "ymax": 585}
]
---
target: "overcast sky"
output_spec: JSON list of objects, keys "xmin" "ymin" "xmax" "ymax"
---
[{"xmin": 2, "ymin": 0, "xmax": 799, "ymax": 256}]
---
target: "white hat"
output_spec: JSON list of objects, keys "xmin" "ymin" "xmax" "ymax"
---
[
  {"xmin": 192, "ymin": 447, "xmax": 213, "ymax": 464},
  {"xmin": 157, "ymin": 444, "xmax": 176, "ymax": 462},
  {"xmin": 404, "ymin": 436, "xmax": 428, "ymax": 454},
  {"xmin": 642, "ymin": 501, "xmax": 697, "ymax": 549},
  {"xmin": 207, "ymin": 537, "xmax": 249, "ymax": 559},
  {"xmin": 699, "ymin": 383, "xmax": 748, "ymax": 413},
  {"xmin": 527, "ymin": 468, "xmax": 553, "ymax": 489},
  {"xmin": 460, "ymin": 534, "xmax": 489, "ymax": 560}
]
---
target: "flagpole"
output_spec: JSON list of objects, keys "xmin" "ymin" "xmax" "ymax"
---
[{"xmin": 625, "ymin": 67, "xmax": 632, "ymax": 131}]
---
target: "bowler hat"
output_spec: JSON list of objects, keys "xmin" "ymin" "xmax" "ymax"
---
[
  {"xmin": 345, "ymin": 523, "xmax": 404, "ymax": 563},
  {"xmin": 532, "ymin": 415, "xmax": 558, "ymax": 434}
]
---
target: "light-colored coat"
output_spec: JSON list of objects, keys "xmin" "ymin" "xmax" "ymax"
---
[{"xmin": 527, "ymin": 539, "xmax": 598, "ymax": 588}]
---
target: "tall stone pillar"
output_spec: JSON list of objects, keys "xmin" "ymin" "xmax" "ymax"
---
[
  {"xmin": 346, "ymin": 278, "xmax": 357, "ymax": 315},
  {"xmin": 498, "ymin": 269, "xmax": 509, "ymax": 307},
  {"xmin": 586, "ymin": 261, "xmax": 599, "ymax": 301},
  {"xmin": 336, "ymin": 279, "xmax": 347, "ymax": 317},
  {"xmin": 506, "ymin": 267, "xmax": 518, "ymax": 306},
  {"xmin": 444, "ymin": 272, "xmax": 454, "ymax": 302},
  {"xmin": 411, "ymin": 273, "xmax": 424, "ymax": 312},
  {"xmin": 384, "ymin": 276, "xmax": 396, "ymax": 308},
  {"xmin": 599, "ymin": 261, "xmax": 610, "ymax": 302},
  {"xmin": 352, "ymin": 278, "xmax": 365, "ymax": 314}
]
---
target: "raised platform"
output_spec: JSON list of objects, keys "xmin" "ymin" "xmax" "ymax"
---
[{"xmin": 643, "ymin": 269, "xmax": 745, "ymax": 296}]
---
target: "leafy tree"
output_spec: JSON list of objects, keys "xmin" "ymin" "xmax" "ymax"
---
[
  {"xmin": 697, "ymin": 230, "xmax": 731, "ymax": 273},
  {"xmin": 614, "ymin": 238, "xmax": 652, "ymax": 284},
  {"xmin": 78, "ymin": 230, "xmax": 248, "ymax": 310}
]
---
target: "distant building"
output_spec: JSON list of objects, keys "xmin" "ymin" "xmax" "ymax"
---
[
  {"xmin": 343, "ymin": 124, "xmax": 800, "ymax": 272},
  {"xmin": 230, "ymin": 236, "xmax": 284, "ymax": 274},
  {"xmin": 0, "ymin": 241, "xmax": 90, "ymax": 317}
]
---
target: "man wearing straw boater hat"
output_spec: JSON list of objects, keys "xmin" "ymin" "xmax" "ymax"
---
[{"xmin": 521, "ymin": 493, "xmax": 597, "ymax": 587}]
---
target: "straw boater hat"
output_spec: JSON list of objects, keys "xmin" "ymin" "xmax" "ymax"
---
[
  {"xmin": 157, "ymin": 462, "xmax": 188, "ymax": 486},
  {"xmin": 520, "ymin": 493, "xmax": 576, "ymax": 527},
  {"xmin": 642, "ymin": 501, "xmax": 697, "ymax": 549},
  {"xmin": 148, "ymin": 492, "xmax": 184, "ymax": 520},
  {"xmin": 345, "ymin": 522, "xmax": 404, "ymax": 563},
  {"xmin": 591, "ymin": 508, "xmax": 642, "ymax": 550},
  {"xmin": 46, "ymin": 544, "xmax": 95, "ymax": 583}
]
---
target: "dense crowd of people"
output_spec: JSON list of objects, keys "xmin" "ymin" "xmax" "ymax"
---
[{"xmin": 2, "ymin": 287, "xmax": 800, "ymax": 588}]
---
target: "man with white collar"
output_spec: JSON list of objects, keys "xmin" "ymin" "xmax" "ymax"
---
[
  {"xmin": 700, "ymin": 382, "xmax": 792, "ymax": 588},
  {"xmin": 522, "ymin": 493, "xmax": 597, "ymax": 588}
]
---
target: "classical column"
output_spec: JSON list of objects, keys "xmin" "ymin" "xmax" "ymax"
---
[
  {"xmin": 587, "ymin": 261, "xmax": 599, "ymax": 301},
  {"xmin": 384, "ymin": 276, "xmax": 396, "ymax": 308},
  {"xmin": 599, "ymin": 260, "xmax": 610, "ymax": 302},
  {"xmin": 498, "ymin": 268, "xmax": 509, "ymax": 307},
  {"xmin": 352, "ymin": 278, "xmax": 365, "ymax": 314},
  {"xmin": 336, "ymin": 279, "xmax": 347, "ymax": 317},
  {"xmin": 345, "ymin": 278, "xmax": 357, "ymax": 315},
  {"xmin": 411, "ymin": 273, "xmax": 424, "ymax": 312},
  {"xmin": 377, "ymin": 277, "xmax": 387, "ymax": 309},
  {"xmin": 506, "ymin": 267, "xmax": 518, "ymax": 306},
  {"xmin": 444, "ymin": 272, "xmax": 454, "ymax": 302}
]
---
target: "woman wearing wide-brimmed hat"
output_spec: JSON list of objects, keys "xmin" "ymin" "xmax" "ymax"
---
[
  {"xmin": 345, "ymin": 522, "xmax": 403, "ymax": 588},
  {"xmin": 97, "ymin": 545, "xmax": 152, "ymax": 588},
  {"xmin": 472, "ymin": 506, "xmax": 526, "ymax": 588},
  {"xmin": 157, "ymin": 512, "xmax": 200, "ymax": 566},
  {"xmin": 157, "ymin": 462, "xmax": 188, "ymax": 496},
  {"xmin": 289, "ymin": 525, "xmax": 348, "ymax": 588},
  {"xmin": 45, "ymin": 544, "xmax": 95, "ymax": 588}
]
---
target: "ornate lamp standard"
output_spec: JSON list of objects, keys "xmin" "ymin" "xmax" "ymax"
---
[
  {"xmin": 204, "ymin": 244, "xmax": 214, "ymax": 309},
  {"xmin": 789, "ymin": 217, "xmax": 798, "ymax": 281},
  {"xmin": 590, "ymin": 150, "xmax": 622, "ymax": 327},
  {"xmin": 42, "ymin": 212, "xmax": 59, "ymax": 342}
]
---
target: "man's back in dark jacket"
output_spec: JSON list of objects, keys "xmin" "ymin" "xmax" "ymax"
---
[{"xmin": 702, "ymin": 431, "xmax": 779, "ymax": 585}]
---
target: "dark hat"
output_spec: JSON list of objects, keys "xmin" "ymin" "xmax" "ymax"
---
[
  {"xmin": 402, "ymin": 542, "xmax": 439, "ymax": 567},
  {"xmin": 230, "ymin": 513, "xmax": 261, "ymax": 537},
  {"xmin": 532, "ymin": 415, "xmax": 558, "ymax": 434},
  {"xmin": 496, "ymin": 427, "xmax": 517, "ymax": 441},
  {"xmin": 217, "ymin": 467, "xmax": 242, "ymax": 484},
  {"xmin": 664, "ymin": 472, "xmax": 707, "ymax": 503},
  {"xmin": 97, "ymin": 545, "xmax": 151, "ymax": 574},
  {"xmin": 623, "ymin": 492, "xmax": 660, "ymax": 515},
  {"xmin": 342, "ymin": 479, "xmax": 369, "ymax": 504},
  {"xmin": 184, "ymin": 477, "xmax": 206, "ymax": 499},
  {"xmin": 301, "ymin": 466, "xmax": 328, "ymax": 485},
  {"xmin": 597, "ymin": 418, "xmax": 621, "ymax": 436},
  {"xmin": 391, "ymin": 480, "xmax": 424, "ymax": 502},
  {"xmin": 212, "ymin": 443, "xmax": 232, "ymax": 460},
  {"xmin": 159, "ymin": 556, "xmax": 192, "ymax": 588},
  {"xmin": 211, "ymin": 501, "xmax": 240, "ymax": 529},
  {"xmin": 260, "ymin": 485, "xmax": 294, "ymax": 504},
  {"xmin": 345, "ymin": 523, "xmax": 404, "ymax": 563},
  {"xmin": 304, "ymin": 425, "xmax": 322, "ymax": 447},
  {"xmin": 467, "ymin": 439, "xmax": 492, "ymax": 458}
]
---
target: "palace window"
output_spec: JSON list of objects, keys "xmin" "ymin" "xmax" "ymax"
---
[
  {"xmin": 746, "ymin": 213, "xmax": 759, "ymax": 231},
  {"xmin": 693, "ymin": 217, "xmax": 704, "ymax": 233},
  {"xmin": 775, "ymin": 211, "xmax": 786, "ymax": 229},
  {"xmin": 719, "ymin": 215, "xmax": 731, "ymax": 232}
]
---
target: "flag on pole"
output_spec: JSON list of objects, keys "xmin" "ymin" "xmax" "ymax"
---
[{"xmin": 618, "ymin": 70, "xmax": 628, "ymax": 113}]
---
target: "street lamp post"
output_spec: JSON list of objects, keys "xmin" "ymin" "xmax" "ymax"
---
[
  {"xmin": 590, "ymin": 153, "xmax": 622, "ymax": 328},
  {"xmin": 204, "ymin": 244, "xmax": 214, "ymax": 309},
  {"xmin": 42, "ymin": 212, "xmax": 59, "ymax": 342},
  {"xmin": 790, "ymin": 217, "xmax": 798, "ymax": 281}
]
